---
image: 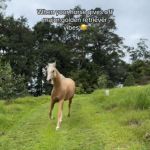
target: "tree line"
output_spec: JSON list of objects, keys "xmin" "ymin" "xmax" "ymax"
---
[{"xmin": 0, "ymin": 3, "xmax": 150, "ymax": 99}]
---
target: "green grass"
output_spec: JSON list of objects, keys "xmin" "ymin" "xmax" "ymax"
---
[{"xmin": 0, "ymin": 85, "xmax": 150, "ymax": 150}]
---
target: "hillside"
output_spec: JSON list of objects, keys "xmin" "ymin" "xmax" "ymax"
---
[{"xmin": 0, "ymin": 85, "xmax": 150, "ymax": 150}]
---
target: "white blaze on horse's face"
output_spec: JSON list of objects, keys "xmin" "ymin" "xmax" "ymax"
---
[{"xmin": 46, "ymin": 62, "xmax": 56, "ymax": 83}]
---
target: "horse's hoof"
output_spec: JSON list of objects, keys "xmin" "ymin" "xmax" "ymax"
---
[
  {"xmin": 56, "ymin": 126, "xmax": 60, "ymax": 131},
  {"xmin": 49, "ymin": 114, "xmax": 54, "ymax": 120}
]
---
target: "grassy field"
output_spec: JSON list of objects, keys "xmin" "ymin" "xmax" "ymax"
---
[{"xmin": 0, "ymin": 85, "xmax": 150, "ymax": 150}]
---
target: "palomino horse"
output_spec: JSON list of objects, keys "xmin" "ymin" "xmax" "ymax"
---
[{"xmin": 45, "ymin": 62, "xmax": 75, "ymax": 130}]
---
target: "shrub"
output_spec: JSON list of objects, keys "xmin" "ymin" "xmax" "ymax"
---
[
  {"xmin": 76, "ymin": 83, "xmax": 85, "ymax": 94},
  {"xmin": 97, "ymin": 74, "xmax": 108, "ymax": 89},
  {"xmin": 0, "ymin": 61, "xmax": 27, "ymax": 100},
  {"xmin": 124, "ymin": 73, "xmax": 135, "ymax": 86}
]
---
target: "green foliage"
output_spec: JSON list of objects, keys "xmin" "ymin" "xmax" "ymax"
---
[
  {"xmin": 0, "ymin": 62, "xmax": 13, "ymax": 99},
  {"xmin": 129, "ymin": 60, "xmax": 150, "ymax": 85},
  {"xmin": 0, "ymin": 15, "xmax": 35, "ymax": 81},
  {"xmin": 0, "ymin": 61, "xmax": 27, "ymax": 100},
  {"xmin": 124, "ymin": 73, "xmax": 135, "ymax": 86},
  {"xmin": 28, "ymin": 6, "xmax": 126, "ymax": 94},
  {"xmin": 97, "ymin": 74, "xmax": 108, "ymax": 88},
  {"xmin": 75, "ymin": 83, "xmax": 85, "ymax": 94},
  {"xmin": 71, "ymin": 68, "xmax": 98, "ymax": 93},
  {"xmin": 128, "ymin": 38, "xmax": 150, "ymax": 61}
]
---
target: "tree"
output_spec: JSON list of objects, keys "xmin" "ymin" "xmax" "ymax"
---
[
  {"xmin": 30, "ymin": 6, "xmax": 127, "ymax": 94},
  {"xmin": 128, "ymin": 60, "xmax": 150, "ymax": 85},
  {"xmin": 126, "ymin": 39, "xmax": 150, "ymax": 85},
  {"xmin": 61, "ymin": 6, "xmax": 125, "ymax": 91},
  {"xmin": 128, "ymin": 39, "xmax": 150, "ymax": 62},
  {"xmin": 0, "ymin": 15, "xmax": 35, "ymax": 84}
]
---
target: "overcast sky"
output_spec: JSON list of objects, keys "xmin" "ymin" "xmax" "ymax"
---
[{"xmin": 5, "ymin": 0, "xmax": 150, "ymax": 48}]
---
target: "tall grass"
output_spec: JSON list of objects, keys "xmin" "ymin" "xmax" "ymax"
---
[
  {"xmin": 123, "ymin": 85, "xmax": 150, "ymax": 109},
  {"xmin": 92, "ymin": 85, "xmax": 150, "ymax": 110}
]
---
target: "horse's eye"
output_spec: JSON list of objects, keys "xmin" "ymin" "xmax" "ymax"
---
[{"xmin": 52, "ymin": 70, "xmax": 54, "ymax": 73}]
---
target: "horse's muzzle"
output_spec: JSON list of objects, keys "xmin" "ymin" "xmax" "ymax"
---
[{"xmin": 48, "ymin": 79, "xmax": 54, "ymax": 85}]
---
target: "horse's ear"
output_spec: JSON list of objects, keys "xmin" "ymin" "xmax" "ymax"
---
[{"xmin": 53, "ymin": 61, "xmax": 56, "ymax": 67}]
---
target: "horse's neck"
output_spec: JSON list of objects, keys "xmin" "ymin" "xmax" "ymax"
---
[{"xmin": 53, "ymin": 70, "xmax": 62, "ymax": 87}]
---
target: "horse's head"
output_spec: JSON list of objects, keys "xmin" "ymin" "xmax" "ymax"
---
[{"xmin": 43, "ymin": 62, "xmax": 57, "ymax": 84}]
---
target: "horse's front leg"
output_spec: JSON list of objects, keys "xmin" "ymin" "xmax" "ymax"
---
[
  {"xmin": 49, "ymin": 98, "xmax": 55, "ymax": 120},
  {"xmin": 68, "ymin": 98, "xmax": 72, "ymax": 117},
  {"xmin": 60, "ymin": 101, "xmax": 64, "ymax": 123},
  {"xmin": 56, "ymin": 100, "xmax": 64, "ymax": 130}
]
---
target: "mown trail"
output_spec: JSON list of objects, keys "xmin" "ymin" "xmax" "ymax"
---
[
  {"xmin": 0, "ymin": 95, "xmax": 105, "ymax": 150},
  {"xmin": 0, "ymin": 88, "xmax": 150, "ymax": 150}
]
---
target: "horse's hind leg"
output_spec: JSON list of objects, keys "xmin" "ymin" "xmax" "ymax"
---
[
  {"xmin": 68, "ymin": 98, "xmax": 72, "ymax": 117},
  {"xmin": 49, "ymin": 99, "xmax": 55, "ymax": 120}
]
